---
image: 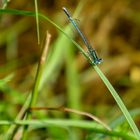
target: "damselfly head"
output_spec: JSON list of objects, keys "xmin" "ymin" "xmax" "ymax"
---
[
  {"xmin": 94, "ymin": 58, "xmax": 103, "ymax": 65},
  {"xmin": 88, "ymin": 49, "xmax": 102, "ymax": 65}
]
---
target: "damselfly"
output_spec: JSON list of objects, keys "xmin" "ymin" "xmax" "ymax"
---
[{"xmin": 63, "ymin": 7, "xmax": 102, "ymax": 65}]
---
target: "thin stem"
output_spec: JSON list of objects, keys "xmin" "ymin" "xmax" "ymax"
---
[
  {"xmin": 30, "ymin": 107, "xmax": 111, "ymax": 131},
  {"xmin": 21, "ymin": 32, "xmax": 51, "ymax": 140},
  {"xmin": 30, "ymin": 31, "xmax": 51, "ymax": 107},
  {"xmin": 34, "ymin": 0, "xmax": 40, "ymax": 44}
]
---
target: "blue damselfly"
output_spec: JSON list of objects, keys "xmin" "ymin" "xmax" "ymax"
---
[{"xmin": 63, "ymin": 7, "xmax": 102, "ymax": 65}]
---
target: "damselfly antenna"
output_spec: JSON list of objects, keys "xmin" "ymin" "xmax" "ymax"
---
[{"xmin": 62, "ymin": 7, "xmax": 102, "ymax": 65}]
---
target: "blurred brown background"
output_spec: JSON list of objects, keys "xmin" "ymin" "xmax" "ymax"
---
[{"xmin": 0, "ymin": 0, "xmax": 140, "ymax": 126}]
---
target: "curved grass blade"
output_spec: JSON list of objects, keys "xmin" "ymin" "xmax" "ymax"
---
[{"xmin": 0, "ymin": 119, "xmax": 136, "ymax": 140}]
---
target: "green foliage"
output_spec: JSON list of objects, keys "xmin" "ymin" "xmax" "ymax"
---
[{"xmin": 0, "ymin": 1, "xmax": 140, "ymax": 140}]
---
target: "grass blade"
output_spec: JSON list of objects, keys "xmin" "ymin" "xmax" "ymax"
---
[
  {"xmin": 21, "ymin": 32, "xmax": 51, "ymax": 140},
  {"xmin": 93, "ymin": 65, "xmax": 140, "ymax": 139},
  {"xmin": 0, "ymin": 119, "xmax": 136, "ymax": 140},
  {"xmin": 34, "ymin": 0, "xmax": 40, "ymax": 44}
]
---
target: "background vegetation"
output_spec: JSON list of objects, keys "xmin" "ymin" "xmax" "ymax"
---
[{"xmin": 0, "ymin": 0, "xmax": 140, "ymax": 139}]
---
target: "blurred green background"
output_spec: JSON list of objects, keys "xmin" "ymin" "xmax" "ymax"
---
[{"xmin": 0, "ymin": 0, "xmax": 140, "ymax": 139}]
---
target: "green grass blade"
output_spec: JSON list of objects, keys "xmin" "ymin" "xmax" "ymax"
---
[
  {"xmin": 65, "ymin": 41, "xmax": 82, "ymax": 118},
  {"xmin": 0, "ymin": 120, "xmax": 136, "ymax": 140},
  {"xmin": 4, "ymin": 94, "xmax": 31, "ymax": 140},
  {"xmin": 21, "ymin": 32, "xmax": 51, "ymax": 140},
  {"xmin": 94, "ymin": 65, "xmax": 140, "ymax": 139},
  {"xmin": 34, "ymin": 0, "xmax": 40, "ymax": 44}
]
